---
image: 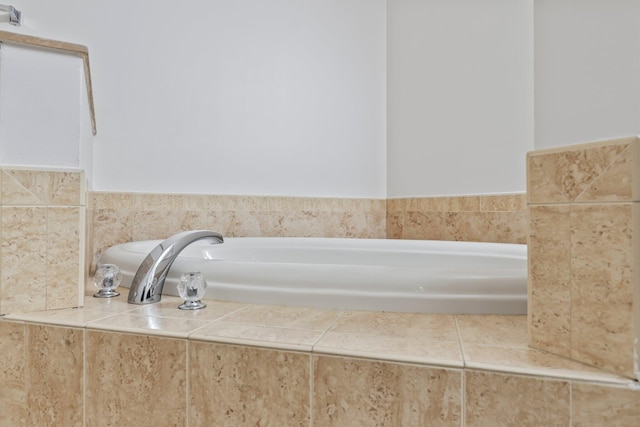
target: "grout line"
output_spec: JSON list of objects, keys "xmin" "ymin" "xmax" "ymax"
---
[
  {"xmin": 309, "ymin": 311, "xmax": 345, "ymax": 352},
  {"xmin": 44, "ymin": 206, "xmax": 49, "ymax": 311},
  {"xmin": 529, "ymin": 200, "xmax": 635, "ymax": 206},
  {"xmin": 83, "ymin": 328, "xmax": 86, "ymax": 427},
  {"xmin": 185, "ymin": 339, "xmax": 190, "ymax": 427},
  {"xmin": 453, "ymin": 315, "xmax": 467, "ymax": 367},
  {"xmin": 569, "ymin": 380, "xmax": 573, "ymax": 427},
  {"xmin": 461, "ymin": 367, "xmax": 466, "ymax": 427},
  {"xmin": 309, "ymin": 355, "xmax": 314, "ymax": 427}
]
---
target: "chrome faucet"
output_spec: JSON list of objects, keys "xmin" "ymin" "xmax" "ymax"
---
[{"xmin": 127, "ymin": 230, "xmax": 223, "ymax": 305}]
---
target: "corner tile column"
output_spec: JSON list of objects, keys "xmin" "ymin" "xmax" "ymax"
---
[
  {"xmin": 527, "ymin": 136, "xmax": 639, "ymax": 380},
  {"xmin": 0, "ymin": 168, "xmax": 86, "ymax": 314}
]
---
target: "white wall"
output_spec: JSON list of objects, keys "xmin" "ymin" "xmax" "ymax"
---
[
  {"xmin": 534, "ymin": 0, "xmax": 640, "ymax": 149},
  {"xmin": 4, "ymin": 1, "xmax": 637, "ymax": 198},
  {"xmin": 387, "ymin": 0, "xmax": 534, "ymax": 197},
  {"xmin": 6, "ymin": 0, "xmax": 387, "ymax": 198},
  {"xmin": 0, "ymin": 44, "xmax": 86, "ymax": 169}
]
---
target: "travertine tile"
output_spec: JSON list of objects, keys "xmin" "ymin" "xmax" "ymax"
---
[
  {"xmin": 385, "ymin": 210, "xmax": 403, "ymax": 239},
  {"xmin": 318, "ymin": 311, "xmax": 461, "ymax": 365},
  {"xmin": 223, "ymin": 304, "xmax": 341, "ymax": 330},
  {"xmin": 189, "ymin": 342, "xmax": 310, "ymax": 427},
  {"xmin": 130, "ymin": 296, "xmax": 245, "ymax": 321},
  {"xmin": 50, "ymin": 170, "xmax": 84, "ymax": 206},
  {"xmin": 314, "ymin": 331, "xmax": 463, "ymax": 366},
  {"xmin": 182, "ymin": 193, "xmax": 223, "ymax": 211},
  {"xmin": 87, "ymin": 313, "xmax": 212, "ymax": 338},
  {"xmin": 527, "ymin": 153, "xmax": 569, "ymax": 204},
  {"xmin": 91, "ymin": 208, "xmax": 134, "ymax": 263},
  {"xmin": 528, "ymin": 137, "xmax": 640, "ymax": 380},
  {"xmin": 457, "ymin": 195, "xmax": 480, "ymax": 211},
  {"xmin": 456, "ymin": 315, "xmax": 528, "ymax": 347},
  {"xmin": 572, "ymin": 382, "xmax": 640, "ymax": 426},
  {"xmin": 528, "ymin": 140, "xmax": 629, "ymax": 203},
  {"xmin": 1, "ymin": 169, "xmax": 51, "ymax": 205},
  {"xmin": 25, "ymin": 324, "xmax": 83, "ymax": 427},
  {"xmin": 285, "ymin": 197, "xmax": 385, "ymax": 213},
  {"xmin": 570, "ymin": 204, "xmax": 635, "ymax": 377},
  {"xmin": 81, "ymin": 293, "xmax": 138, "ymax": 313},
  {"xmin": 331, "ymin": 311, "xmax": 459, "ymax": 341},
  {"xmin": 462, "ymin": 344, "xmax": 630, "ymax": 383},
  {"xmin": 85, "ymin": 207, "xmax": 95, "ymax": 280},
  {"xmin": 46, "ymin": 207, "xmax": 83, "ymax": 310},
  {"xmin": 190, "ymin": 321, "xmax": 323, "ymax": 351},
  {"xmin": 466, "ymin": 212, "xmax": 526, "ymax": 243},
  {"xmin": 465, "ymin": 370, "xmax": 570, "ymax": 427},
  {"xmin": 1, "ymin": 207, "xmax": 48, "ymax": 314},
  {"xmin": 0, "ymin": 320, "xmax": 26, "ymax": 427},
  {"xmin": 211, "ymin": 210, "xmax": 285, "ymax": 237},
  {"xmin": 402, "ymin": 211, "xmax": 448, "ymax": 241},
  {"xmin": 133, "ymin": 193, "xmax": 183, "ymax": 210},
  {"xmin": 479, "ymin": 194, "xmax": 527, "ymax": 212},
  {"xmin": 0, "ymin": 169, "xmax": 83, "ymax": 206},
  {"xmin": 5, "ymin": 306, "xmax": 118, "ymax": 328},
  {"xmin": 528, "ymin": 205, "xmax": 571, "ymax": 357},
  {"xmin": 280, "ymin": 211, "xmax": 327, "ymax": 237},
  {"xmin": 88, "ymin": 191, "xmax": 135, "ymax": 210},
  {"xmin": 576, "ymin": 145, "xmax": 633, "ymax": 202},
  {"xmin": 402, "ymin": 210, "xmax": 526, "ymax": 244},
  {"xmin": 132, "ymin": 209, "xmax": 210, "ymax": 240},
  {"xmin": 313, "ymin": 355, "xmax": 461, "ymax": 427},
  {"xmin": 282, "ymin": 211, "xmax": 385, "ymax": 239},
  {"xmin": 385, "ymin": 198, "xmax": 405, "ymax": 214},
  {"xmin": 85, "ymin": 330, "xmax": 187, "ymax": 426}
]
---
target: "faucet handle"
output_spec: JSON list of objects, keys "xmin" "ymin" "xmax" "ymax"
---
[
  {"xmin": 93, "ymin": 264, "xmax": 122, "ymax": 298},
  {"xmin": 177, "ymin": 271, "xmax": 207, "ymax": 310}
]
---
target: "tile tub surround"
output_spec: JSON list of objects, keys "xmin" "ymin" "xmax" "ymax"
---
[
  {"xmin": 87, "ymin": 193, "xmax": 387, "ymax": 279},
  {"xmin": 386, "ymin": 194, "xmax": 527, "ymax": 244},
  {"xmin": 87, "ymin": 192, "xmax": 527, "ymax": 287},
  {"xmin": 527, "ymin": 136, "xmax": 640, "ymax": 380},
  {"xmin": 2, "ymin": 297, "xmax": 639, "ymax": 426},
  {"xmin": 0, "ymin": 168, "xmax": 86, "ymax": 315}
]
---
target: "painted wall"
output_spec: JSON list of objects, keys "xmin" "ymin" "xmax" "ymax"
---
[
  {"xmin": 6, "ymin": 0, "xmax": 387, "ymax": 198},
  {"xmin": 0, "ymin": 44, "xmax": 93, "ymax": 178},
  {"xmin": 3, "ymin": 1, "xmax": 638, "ymax": 198},
  {"xmin": 534, "ymin": 0, "xmax": 640, "ymax": 149},
  {"xmin": 386, "ymin": 0, "xmax": 534, "ymax": 197}
]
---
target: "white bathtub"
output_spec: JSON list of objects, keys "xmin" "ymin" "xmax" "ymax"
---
[{"xmin": 99, "ymin": 237, "xmax": 527, "ymax": 315}]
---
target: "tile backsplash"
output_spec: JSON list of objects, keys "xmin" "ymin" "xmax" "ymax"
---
[
  {"xmin": 387, "ymin": 194, "xmax": 527, "ymax": 244},
  {"xmin": 87, "ymin": 193, "xmax": 387, "ymax": 278},
  {"xmin": 88, "ymin": 192, "xmax": 527, "ymax": 276},
  {"xmin": 0, "ymin": 168, "xmax": 85, "ymax": 315}
]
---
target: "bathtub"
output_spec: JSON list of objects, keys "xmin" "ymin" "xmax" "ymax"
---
[{"xmin": 99, "ymin": 237, "xmax": 527, "ymax": 315}]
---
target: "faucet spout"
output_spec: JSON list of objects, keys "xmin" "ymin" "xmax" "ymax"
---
[{"xmin": 127, "ymin": 230, "xmax": 223, "ymax": 305}]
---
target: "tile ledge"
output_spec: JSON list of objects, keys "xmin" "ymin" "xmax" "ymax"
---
[{"xmin": 3, "ymin": 304, "xmax": 635, "ymax": 385}]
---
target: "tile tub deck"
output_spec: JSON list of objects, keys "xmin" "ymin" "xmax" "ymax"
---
[{"xmin": 1, "ymin": 294, "xmax": 638, "ymax": 426}]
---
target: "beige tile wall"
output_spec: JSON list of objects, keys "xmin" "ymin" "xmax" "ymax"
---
[
  {"xmin": 88, "ymin": 192, "xmax": 527, "ymax": 275},
  {"xmin": 313, "ymin": 355, "xmax": 462, "ymax": 426},
  {"xmin": 0, "ymin": 321, "xmax": 84, "ymax": 426},
  {"xmin": 88, "ymin": 193, "xmax": 387, "ymax": 275},
  {"xmin": 387, "ymin": 194, "xmax": 527, "ymax": 243},
  {"xmin": 190, "ymin": 342, "xmax": 311, "ymax": 426},
  {"xmin": 0, "ymin": 168, "xmax": 85, "ymax": 315},
  {"xmin": 2, "ymin": 318, "xmax": 638, "ymax": 427},
  {"xmin": 84, "ymin": 192, "xmax": 529, "ymax": 295},
  {"xmin": 85, "ymin": 330, "xmax": 187, "ymax": 426},
  {"xmin": 527, "ymin": 136, "xmax": 640, "ymax": 379}
]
